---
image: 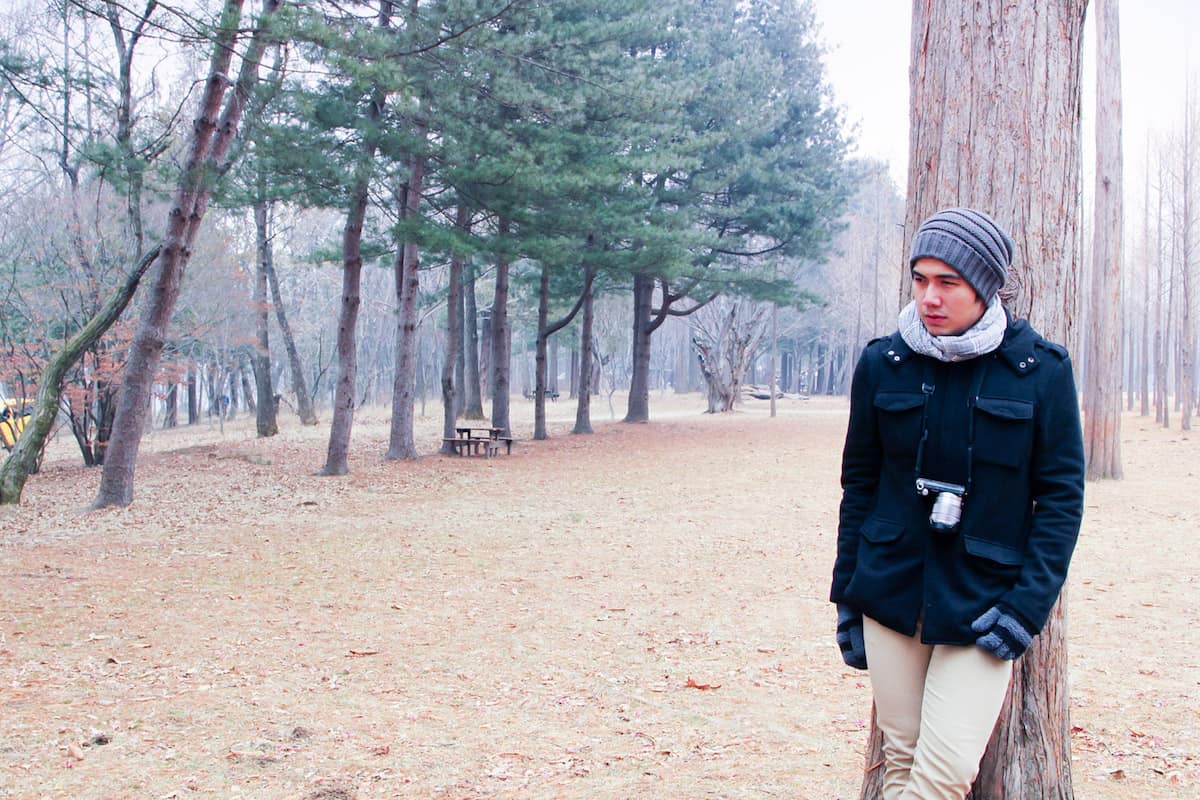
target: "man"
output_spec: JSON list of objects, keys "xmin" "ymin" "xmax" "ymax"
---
[{"xmin": 830, "ymin": 208, "xmax": 1085, "ymax": 800}]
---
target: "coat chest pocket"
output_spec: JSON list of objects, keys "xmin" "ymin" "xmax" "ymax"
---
[
  {"xmin": 874, "ymin": 392, "xmax": 925, "ymax": 458},
  {"xmin": 973, "ymin": 396, "xmax": 1034, "ymax": 468}
]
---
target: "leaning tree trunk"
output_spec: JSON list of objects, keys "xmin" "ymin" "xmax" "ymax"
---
[
  {"xmin": 386, "ymin": 142, "xmax": 427, "ymax": 461},
  {"xmin": 1, "ymin": 244, "xmax": 161, "ymax": 504},
  {"xmin": 861, "ymin": 2, "xmax": 1089, "ymax": 798},
  {"xmin": 489, "ymin": 219, "xmax": 512, "ymax": 436},
  {"xmin": 264, "ymin": 227, "xmax": 318, "ymax": 426},
  {"xmin": 94, "ymin": 0, "xmax": 278, "ymax": 508},
  {"xmin": 252, "ymin": 197, "xmax": 279, "ymax": 438}
]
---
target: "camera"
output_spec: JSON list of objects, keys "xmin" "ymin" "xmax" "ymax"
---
[{"xmin": 916, "ymin": 478, "xmax": 966, "ymax": 533}]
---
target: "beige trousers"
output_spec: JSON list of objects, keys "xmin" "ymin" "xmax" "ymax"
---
[{"xmin": 863, "ymin": 616, "xmax": 1013, "ymax": 800}]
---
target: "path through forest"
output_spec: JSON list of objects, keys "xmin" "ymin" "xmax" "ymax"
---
[{"xmin": 0, "ymin": 395, "xmax": 1196, "ymax": 799}]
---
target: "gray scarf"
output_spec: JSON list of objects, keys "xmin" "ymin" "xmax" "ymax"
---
[{"xmin": 898, "ymin": 295, "xmax": 1007, "ymax": 362}]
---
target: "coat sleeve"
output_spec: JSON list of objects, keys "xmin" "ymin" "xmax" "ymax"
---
[
  {"xmin": 830, "ymin": 346, "xmax": 882, "ymax": 603},
  {"xmin": 999, "ymin": 352, "xmax": 1085, "ymax": 632}
]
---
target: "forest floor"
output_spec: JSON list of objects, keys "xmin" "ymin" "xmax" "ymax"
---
[{"xmin": 0, "ymin": 392, "xmax": 1197, "ymax": 800}]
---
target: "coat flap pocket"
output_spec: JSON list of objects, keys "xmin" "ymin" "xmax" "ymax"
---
[
  {"xmin": 874, "ymin": 392, "xmax": 925, "ymax": 413},
  {"xmin": 861, "ymin": 518, "xmax": 904, "ymax": 544},
  {"xmin": 963, "ymin": 536, "xmax": 1024, "ymax": 566},
  {"xmin": 976, "ymin": 396, "xmax": 1034, "ymax": 421}
]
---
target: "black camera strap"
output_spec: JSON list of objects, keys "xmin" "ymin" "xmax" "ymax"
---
[{"xmin": 913, "ymin": 356, "xmax": 991, "ymax": 497}]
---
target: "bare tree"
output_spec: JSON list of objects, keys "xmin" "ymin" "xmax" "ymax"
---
[
  {"xmin": 859, "ymin": 1, "xmax": 1089, "ymax": 797},
  {"xmin": 1084, "ymin": 0, "xmax": 1124, "ymax": 479}
]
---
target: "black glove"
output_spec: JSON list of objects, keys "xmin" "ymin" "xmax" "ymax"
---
[
  {"xmin": 971, "ymin": 605, "xmax": 1034, "ymax": 660},
  {"xmin": 836, "ymin": 604, "xmax": 867, "ymax": 670}
]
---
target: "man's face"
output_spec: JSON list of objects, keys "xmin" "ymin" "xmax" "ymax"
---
[{"xmin": 911, "ymin": 257, "xmax": 987, "ymax": 336}]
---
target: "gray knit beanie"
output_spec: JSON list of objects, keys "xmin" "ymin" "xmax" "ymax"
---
[{"xmin": 909, "ymin": 208, "xmax": 1013, "ymax": 300}]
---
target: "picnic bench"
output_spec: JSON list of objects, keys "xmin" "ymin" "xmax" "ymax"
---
[
  {"xmin": 442, "ymin": 426, "xmax": 514, "ymax": 457},
  {"xmin": 522, "ymin": 388, "xmax": 560, "ymax": 401}
]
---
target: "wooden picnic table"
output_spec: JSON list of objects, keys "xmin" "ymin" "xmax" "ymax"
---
[{"xmin": 444, "ymin": 426, "xmax": 514, "ymax": 457}]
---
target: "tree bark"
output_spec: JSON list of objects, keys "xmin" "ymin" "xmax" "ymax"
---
[
  {"xmin": 387, "ymin": 141, "xmax": 427, "ymax": 461},
  {"xmin": 94, "ymin": 0, "xmax": 278, "ymax": 507},
  {"xmin": 462, "ymin": 260, "xmax": 485, "ymax": 419},
  {"xmin": 572, "ymin": 264, "xmax": 595, "ymax": 435},
  {"xmin": 860, "ymin": 1, "xmax": 1089, "ymax": 797},
  {"xmin": 1083, "ymin": 0, "xmax": 1123, "ymax": 479},
  {"xmin": 264, "ymin": 221, "xmax": 318, "ymax": 426},
  {"xmin": 489, "ymin": 219, "xmax": 512, "ymax": 436},
  {"xmin": 319, "ymin": 1, "xmax": 392, "ymax": 475},
  {"xmin": 252, "ymin": 198, "xmax": 279, "ymax": 438},
  {"xmin": 1, "ymin": 245, "xmax": 160, "ymax": 505},
  {"xmin": 440, "ymin": 206, "xmax": 469, "ymax": 453},
  {"xmin": 624, "ymin": 272, "xmax": 654, "ymax": 423}
]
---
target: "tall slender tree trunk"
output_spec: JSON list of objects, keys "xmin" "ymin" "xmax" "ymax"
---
[
  {"xmin": 463, "ymin": 261, "xmax": 485, "ymax": 419},
  {"xmin": 186, "ymin": 366, "xmax": 198, "ymax": 424},
  {"xmin": 1084, "ymin": 0, "xmax": 1123, "ymax": 479},
  {"xmin": 264, "ymin": 227, "xmax": 318, "ymax": 425},
  {"xmin": 94, "ymin": 0, "xmax": 277, "ymax": 508},
  {"xmin": 1140, "ymin": 144, "xmax": 1151, "ymax": 417},
  {"xmin": 1178, "ymin": 85, "xmax": 1195, "ymax": 431},
  {"xmin": 534, "ymin": 265, "xmax": 551, "ymax": 440},
  {"xmin": 489, "ymin": 219, "xmax": 512, "ymax": 436},
  {"xmin": 441, "ymin": 206, "xmax": 468, "ymax": 453},
  {"xmin": 387, "ymin": 141, "xmax": 427, "ymax": 461},
  {"xmin": 624, "ymin": 272, "xmax": 654, "ymax": 423},
  {"xmin": 573, "ymin": 264, "xmax": 595, "ymax": 435},
  {"xmin": 252, "ymin": 198, "xmax": 279, "ymax": 438},
  {"xmin": 860, "ymin": 1, "xmax": 1089, "ymax": 797},
  {"xmin": 318, "ymin": 2, "xmax": 391, "ymax": 475}
]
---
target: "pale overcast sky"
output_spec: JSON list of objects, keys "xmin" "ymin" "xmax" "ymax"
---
[{"xmin": 811, "ymin": 1, "xmax": 1200, "ymax": 196}]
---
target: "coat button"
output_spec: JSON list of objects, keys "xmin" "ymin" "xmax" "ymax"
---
[
  {"xmin": 1019, "ymin": 361, "xmax": 1027, "ymax": 368},
  {"xmin": 893, "ymin": 356, "xmax": 901, "ymax": 362},
  {"xmin": 1028, "ymin": 356, "xmax": 1036, "ymax": 362}
]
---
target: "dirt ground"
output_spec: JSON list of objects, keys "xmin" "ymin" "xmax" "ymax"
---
[{"xmin": 0, "ymin": 393, "xmax": 1197, "ymax": 800}]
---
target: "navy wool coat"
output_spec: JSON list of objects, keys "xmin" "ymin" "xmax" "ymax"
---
[{"xmin": 830, "ymin": 315, "xmax": 1085, "ymax": 645}]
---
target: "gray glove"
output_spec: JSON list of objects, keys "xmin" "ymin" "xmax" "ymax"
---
[
  {"xmin": 836, "ymin": 604, "xmax": 867, "ymax": 670},
  {"xmin": 971, "ymin": 605, "xmax": 1034, "ymax": 660}
]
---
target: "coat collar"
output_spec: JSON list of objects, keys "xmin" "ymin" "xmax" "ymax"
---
[{"xmin": 880, "ymin": 311, "xmax": 1043, "ymax": 377}]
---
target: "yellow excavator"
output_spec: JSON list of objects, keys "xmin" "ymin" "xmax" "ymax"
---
[{"xmin": 0, "ymin": 398, "xmax": 32, "ymax": 451}]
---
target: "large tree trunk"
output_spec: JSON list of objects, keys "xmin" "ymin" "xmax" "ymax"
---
[
  {"xmin": 94, "ymin": 0, "xmax": 277, "ymax": 508},
  {"xmin": 1, "ymin": 245, "xmax": 161, "ymax": 504},
  {"xmin": 860, "ymin": 2, "xmax": 1089, "ymax": 797},
  {"xmin": 489, "ymin": 219, "xmax": 512, "ymax": 436},
  {"xmin": 320, "ymin": 146, "xmax": 378, "ymax": 475},
  {"xmin": 572, "ymin": 264, "xmax": 595, "ymax": 435},
  {"xmin": 318, "ymin": 2, "xmax": 391, "ymax": 475},
  {"xmin": 624, "ymin": 272, "xmax": 654, "ymax": 423},
  {"xmin": 252, "ymin": 198, "xmax": 279, "ymax": 438},
  {"xmin": 1083, "ymin": 0, "xmax": 1123, "ymax": 479},
  {"xmin": 386, "ymin": 143, "xmax": 427, "ymax": 461}
]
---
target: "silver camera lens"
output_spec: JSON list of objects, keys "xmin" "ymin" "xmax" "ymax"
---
[{"xmin": 929, "ymin": 491, "xmax": 963, "ymax": 532}]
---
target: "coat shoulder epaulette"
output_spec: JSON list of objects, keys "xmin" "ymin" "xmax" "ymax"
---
[{"xmin": 1033, "ymin": 339, "xmax": 1069, "ymax": 361}]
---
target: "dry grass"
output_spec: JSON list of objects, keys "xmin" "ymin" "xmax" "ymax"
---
[{"xmin": 0, "ymin": 393, "xmax": 1196, "ymax": 799}]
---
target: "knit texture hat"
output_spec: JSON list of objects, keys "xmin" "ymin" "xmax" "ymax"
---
[{"xmin": 909, "ymin": 208, "xmax": 1013, "ymax": 300}]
